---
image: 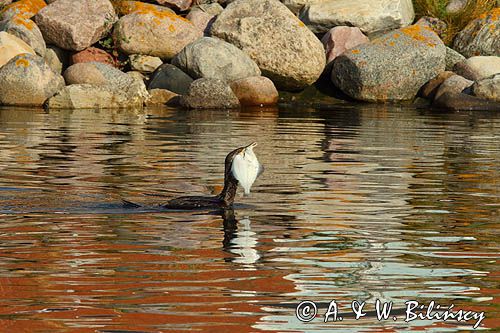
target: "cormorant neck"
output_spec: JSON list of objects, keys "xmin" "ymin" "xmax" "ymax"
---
[{"xmin": 217, "ymin": 174, "xmax": 238, "ymax": 207}]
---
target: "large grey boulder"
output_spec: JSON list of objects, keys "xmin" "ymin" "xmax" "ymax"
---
[
  {"xmin": 0, "ymin": 53, "xmax": 64, "ymax": 106},
  {"xmin": 211, "ymin": 0, "xmax": 325, "ymax": 90},
  {"xmin": 35, "ymin": 0, "xmax": 117, "ymax": 51},
  {"xmin": 47, "ymin": 84, "xmax": 144, "ymax": 109},
  {"xmin": 299, "ymin": 0, "xmax": 415, "ymax": 34},
  {"xmin": 445, "ymin": 46, "xmax": 465, "ymax": 71},
  {"xmin": 172, "ymin": 37, "xmax": 260, "ymax": 82},
  {"xmin": 453, "ymin": 8, "xmax": 500, "ymax": 57},
  {"xmin": 180, "ymin": 78, "xmax": 240, "ymax": 109},
  {"xmin": 473, "ymin": 74, "xmax": 500, "ymax": 102},
  {"xmin": 63, "ymin": 62, "xmax": 149, "ymax": 105},
  {"xmin": 113, "ymin": 12, "xmax": 202, "ymax": 60},
  {"xmin": 331, "ymin": 23, "xmax": 446, "ymax": 102},
  {"xmin": 0, "ymin": 16, "xmax": 46, "ymax": 56}
]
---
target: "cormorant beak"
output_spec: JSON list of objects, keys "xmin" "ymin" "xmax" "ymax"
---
[{"xmin": 244, "ymin": 142, "xmax": 258, "ymax": 151}]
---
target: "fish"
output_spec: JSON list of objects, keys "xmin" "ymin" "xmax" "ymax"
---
[{"xmin": 231, "ymin": 142, "xmax": 263, "ymax": 195}]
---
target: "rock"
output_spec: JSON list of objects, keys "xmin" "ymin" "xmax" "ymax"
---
[
  {"xmin": 186, "ymin": 3, "xmax": 222, "ymax": 35},
  {"xmin": 35, "ymin": 0, "xmax": 117, "ymax": 51},
  {"xmin": 44, "ymin": 44, "xmax": 67, "ymax": 73},
  {"xmin": 229, "ymin": 76, "xmax": 278, "ymax": 106},
  {"xmin": 416, "ymin": 16, "xmax": 447, "ymax": 40},
  {"xmin": 129, "ymin": 54, "xmax": 162, "ymax": 73},
  {"xmin": 64, "ymin": 61, "xmax": 132, "ymax": 86},
  {"xmin": 454, "ymin": 56, "xmax": 500, "ymax": 81},
  {"xmin": 331, "ymin": 24, "xmax": 446, "ymax": 102},
  {"xmin": 211, "ymin": 0, "xmax": 325, "ymax": 90},
  {"xmin": 321, "ymin": 26, "xmax": 369, "ymax": 66},
  {"xmin": 0, "ymin": 0, "xmax": 46, "ymax": 21},
  {"xmin": 112, "ymin": 1, "xmax": 175, "ymax": 16},
  {"xmin": 434, "ymin": 91, "xmax": 500, "ymax": 111},
  {"xmin": 113, "ymin": 12, "xmax": 201, "ymax": 60},
  {"xmin": 127, "ymin": 70, "xmax": 147, "ymax": 83},
  {"xmin": 0, "ymin": 16, "xmax": 46, "ymax": 56},
  {"xmin": 445, "ymin": 46, "xmax": 465, "ymax": 71},
  {"xmin": 420, "ymin": 71, "xmax": 455, "ymax": 100},
  {"xmin": 71, "ymin": 47, "xmax": 116, "ymax": 67},
  {"xmin": 473, "ymin": 74, "xmax": 500, "ymax": 102},
  {"xmin": 180, "ymin": 78, "xmax": 240, "ymax": 109},
  {"xmin": 0, "ymin": 31, "xmax": 35, "ymax": 68},
  {"xmin": 299, "ymin": 0, "xmax": 415, "ymax": 34},
  {"xmin": 145, "ymin": 88, "xmax": 179, "ymax": 106},
  {"xmin": 172, "ymin": 37, "xmax": 260, "ymax": 82},
  {"xmin": 453, "ymin": 8, "xmax": 500, "ymax": 57},
  {"xmin": 47, "ymin": 84, "xmax": 144, "ymax": 109},
  {"xmin": 153, "ymin": 0, "xmax": 192, "ymax": 11},
  {"xmin": 446, "ymin": 0, "xmax": 467, "ymax": 14},
  {"xmin": 281, "ymin": 0, "xmax": 319, "ymax": 15},
  {"xmin": 0, "ymin": 53, "xmax": 64, "ymax": 106},
  {"xmin": 434, "ymin": 74, "xmax": 473, "ymax": 101},
  {"xmin": 63, "ymin": 62, "xmax": 148, "ymax": 105},
  {"xmin": 148, "ymin": 63, "xmax": 193, "ymax": 94}
]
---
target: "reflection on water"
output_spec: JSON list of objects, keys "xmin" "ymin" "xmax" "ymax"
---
[{"xmin": 0, "ymin": 105, "xmax": 498, "ymax": 332}]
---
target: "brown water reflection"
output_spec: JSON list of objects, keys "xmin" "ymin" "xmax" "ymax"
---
[{"xmin": 0, "ymin": 106, "xmax": 498, "ymax": 332}]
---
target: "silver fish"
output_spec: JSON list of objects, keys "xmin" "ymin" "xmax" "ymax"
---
[{"xmin": 231, "ymin": 142, "xmax": 263, "ymax": 195}]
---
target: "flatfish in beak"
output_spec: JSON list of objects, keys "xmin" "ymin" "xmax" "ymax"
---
[{"xmin": 231, "ymin": 142, "xmax": 262, "ymax": 195}]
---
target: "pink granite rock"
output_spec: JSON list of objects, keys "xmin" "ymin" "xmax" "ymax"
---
[
  {"xmin": 35, "ymin": 0, "xmax": 117, "ymax": 51},
  {"xmin": 71, "ymin": 47, "xmax": 116, "ymax": 67},
  {"xmin": 229, "ymin": 76, "xmax": 279, "ymax": 106},
  {"xmin": 321, "ymin": 26, "xmax": 369, "ymax": 65}
]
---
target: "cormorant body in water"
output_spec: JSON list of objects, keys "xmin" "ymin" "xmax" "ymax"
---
[{"xmin": 125, "ymin": 142, "xmax": 263, "ymax": 211}]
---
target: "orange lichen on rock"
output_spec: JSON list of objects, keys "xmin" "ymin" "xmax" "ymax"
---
[
  {"xmin": 400, "ymin": 25, "xmax": 437, "ymax": 47},
  {"xmin": 351, "ymin": 49, "xmax": 360, "ymax": 54},
  {"xmin": 113, "ymin": 1, "xmax": 190, "ymax": 23},
  {"xmin": 478, "ymin": 7, "xmax": 500, "ymax": 20},
  {"xmin": 12, "ymin": 15, "xmax": 35, "ymax": 30},
  {"xmin": 0, "ymin": 0, "xmax": 46, "ymax": 19},
  {"xmin": 15, "ymin": 58, "xmax": 30, "ymax": 67},
  {"xmin": 393, "ymin": 33, "xmax": 400, "ymax": 38}
]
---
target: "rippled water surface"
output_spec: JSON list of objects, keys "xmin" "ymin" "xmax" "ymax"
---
[{"xmin": 0, "ymin": 105, "xmax": 498, "ymax": 333}]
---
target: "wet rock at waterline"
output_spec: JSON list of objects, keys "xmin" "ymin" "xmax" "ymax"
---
[
  {"xmin": 148, "ymin": 63, "xmax": 193, "ymax": 95},
  {"xmin": 229, "ymin": 76, "xmax": 279, "ymax": 106},
  {"xmin": 113, "ymin": 11, "xmax": 201, "ymax": 60},
  {"xmin": 145, "ymin": 88, "xmax": 179, "ymax": 106},
  {"xmin": 454, "ymin": 56, "xmax": 500, "ymax": 81},
  {"xmin": 211, "ymin": 0, "xmax": 325, "ymax": 90},
  {"xmin": 473, "ymin": 74, "xmax": 500, "ymax": 102},
  {"xmin": 299, "ymin": 0, "xmax": 415, "ymax": 34},
  {"xmin": 0, "ymin": 53, "xmax": 64, "ymax": 106},
  {"xmin": 63, "ymin": 62, "xmax": 149, "ymax": 105},
  {"xmin": 35, "ymin": 0, "xmax": 117, "ymax": 51},
  {"xmin": 47, "ymin": 83, "xmax": 144, "ymax": 109},
  {"xmin": 180, "ymin": 78, "xmax": 240, "ymax": 109},
  {"xmin": 332, "ymin": 24, "xmax": 446, "ymax": 102},
  {"xmin": 434, "ymin": 74, "xmax": 473, "ymax": 101},
  {"xmin": 0, "ymin": 16, "xmax": 46, "ymax": 56},
  {"xmin": 0, "ymin": 31, "xmax": 35, "ymax": 68},
  {"xmin": 420, "ymin": 71, "xmax": 454, "ymax": 100},
  {"xmin": 172, "ymin": 37, "xmax": 260, "ymax": 82},
  {"xmin": 434, "ymin": 92, "xmax": 500, "ymax": 111},
  {"xmin": 453, "ymin": 8, "xmax": 500, "ymax": 57}
]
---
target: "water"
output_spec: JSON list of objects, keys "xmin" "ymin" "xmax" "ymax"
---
[{"xmin": 0, "ymin": 105, "xmax": 498, "ymax": 332}]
